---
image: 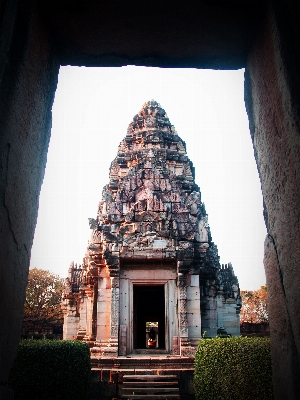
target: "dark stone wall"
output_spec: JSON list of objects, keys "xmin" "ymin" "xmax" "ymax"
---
[
  {"xmin": 42, "ymin": 0, "xmax": 262, "ymax": 69},
  {"xmin": 245, "ymin": 2, "xmax": 300, "ymax": 398},
  {"xmin": 0, "ymin": 2, "xmax": 59, "ymax": 398}
]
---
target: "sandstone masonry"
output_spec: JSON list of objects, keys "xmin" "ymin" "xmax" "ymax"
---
[{"xmin": 62, "ymin": 100, "xmax": 241, "ymax": 356}]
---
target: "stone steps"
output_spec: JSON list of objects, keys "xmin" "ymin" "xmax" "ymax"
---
[
  {"xmin": 132, "ymin": 349, "xmax": 169, "ymax": 355},
  {"xmin": 91, "ymin": 354, "xmax": 195, "ymax": 370},
  {"xmin": 90, "ymin": 356, "xmax": 195, "ymax": 399},
  {"xmin": 121, "ymin": 374, "xmax": 181, "ymax": 399}
]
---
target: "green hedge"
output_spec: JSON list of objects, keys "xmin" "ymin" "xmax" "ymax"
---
[
  {"xmin": 194, "ymin": 337, "xmax": 274, "ymax": 400},
  {"xmin": 9, "ymin": 340, "xmax": 91, "ymax": 400}
]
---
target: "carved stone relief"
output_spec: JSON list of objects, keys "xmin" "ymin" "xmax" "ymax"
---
[{"xmin": 63, "ymin": 100, "xmax": 240, "ymax": 353}]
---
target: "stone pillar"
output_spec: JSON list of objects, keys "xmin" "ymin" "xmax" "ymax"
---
[
  {"xmin": 77, "ymin": 295, "xmax": 87, "ymax": 340},
  {"xmin": 111, "ymin": 276, "xmax": 120, "ymax": 338},
  {"xmin": 84, "ymin": 288, "xmax": 95, "ymax": 341},
  {"xmin": 200, "ymin": 279, "xmax": 218, "ymax": 338},
  {"xmin": 216, "ymin": 286, "xmax": 225, "ymax": 331},
  {"xmin": 62, "ymin": 298, "xmax": 79, "ymax": 340},
  {"xmin": 186, "ymin": 274, "xmax": 201, "ymax": 348},
  {"xmin": 102, "ymin": 273, "xmax": 119, "ymax": 356},
  {"xmin": 178, "ymin": 274, "xmax": 189, "ymax": 354},
  {"xmin": 96, "ymin": 277, "xmax": 111, "ymax": 344},
  {"xmin": 223, "ymin": 298, "xmax": 240, "ymax": 337}
]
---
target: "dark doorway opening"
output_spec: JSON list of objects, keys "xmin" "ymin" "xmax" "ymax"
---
[{"xmin": 133, "ymin": 285, "xmax": 165, "ymax": 349}]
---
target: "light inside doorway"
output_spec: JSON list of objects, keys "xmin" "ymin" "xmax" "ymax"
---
[
  {"xmin": 146, "ymin": 322, "xmax": 158, "ymax": 348},
  {"xmin": 133, "ymin": 285, "xmax": 165, "ymax": 349}
]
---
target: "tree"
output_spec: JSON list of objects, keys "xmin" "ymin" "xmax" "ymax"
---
[
  {"xmin": 240, "ymin": 285, "xmax": 268, "ymax": 324},
  {"xmin": 23, "ymin": 268, "xmax": 65, "ymax": 332}
]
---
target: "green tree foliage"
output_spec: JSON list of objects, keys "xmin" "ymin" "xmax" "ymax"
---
[
  {"xmin": 194, "ymin": 337, "xmax": 273, "ymax": 400},
  {"xmin": 9, "ymin": 340, "xmax": 91, "ymax": 400},
  {"xmin": 23, "ymin": 268, "xmax": 64, "ymax": 330},
  {"xmin": 240, "ymin": 285, "xmax": 268, "ymax": 323}
]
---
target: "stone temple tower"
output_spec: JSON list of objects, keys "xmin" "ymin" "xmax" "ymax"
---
[{"xmin": 62, "ymin": 100, "xmax": 241, "ymax": 357}]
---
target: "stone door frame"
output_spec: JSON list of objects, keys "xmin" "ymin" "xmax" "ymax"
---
[{"xmin": 119, "ymin": 273, "xmax": 178, "ymax": 355}]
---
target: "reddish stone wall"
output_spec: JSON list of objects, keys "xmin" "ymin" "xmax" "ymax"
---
[{"xmin": 245, "ymin": 3, "xmax": 300, "ymax": 398}]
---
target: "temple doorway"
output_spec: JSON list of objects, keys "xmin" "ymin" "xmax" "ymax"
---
[
  {"xmin": 133, "ymin": 285, "xmax": 165, "ymax": 349},
  {"xmin": 119, "ymin": 260, "xmax": 179, "ymax": 355}
]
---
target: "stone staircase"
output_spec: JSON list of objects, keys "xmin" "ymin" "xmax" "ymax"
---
[
  {"xmin": 90, "ymin": 355, "xmax": 195, "ymax": 399},
  {"xmin": 121, "ymin": 374, "xmax": 181, "ymax": 399}
]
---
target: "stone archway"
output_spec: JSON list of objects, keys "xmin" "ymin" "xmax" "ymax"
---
[
  {"xmin": 0, "ymin": 1, "xmax": 300, "ymax": 398},
  {"xmin": 119, "ymin": 260, "xmax": 179, "ymax": 356}
]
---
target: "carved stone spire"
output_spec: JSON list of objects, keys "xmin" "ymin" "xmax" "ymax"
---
[
  {"xmin": 92, "ymin": 100, "xmax": 211, "ymax": 267},
  {"xmin": 63, "ymin": 101, "xmax": 241, "ymax": 345}
]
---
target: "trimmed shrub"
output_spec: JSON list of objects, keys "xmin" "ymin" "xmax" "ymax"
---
[
  {"xmin": 194, "ymin": 337, "xmax": 274, "ymax": 400},
  {"xmin": 9, "ymin": 340, "xmax": 91, "ymax": 400}
]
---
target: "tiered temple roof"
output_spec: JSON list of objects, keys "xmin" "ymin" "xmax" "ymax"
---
[{"xmin": 63, "ymin": 100, "xmax": 241, "ymax": 344}]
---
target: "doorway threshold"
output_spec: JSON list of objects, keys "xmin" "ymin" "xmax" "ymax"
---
[{"xmin": 131, "ymin": 349, "xmax": 169, "ymax": 355}]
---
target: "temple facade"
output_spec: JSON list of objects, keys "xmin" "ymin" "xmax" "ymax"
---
[{"xmin": 62, "ymin": 100, "xmax": 241, "ymax": 357}]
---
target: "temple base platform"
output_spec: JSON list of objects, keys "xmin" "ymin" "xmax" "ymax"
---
[{"xmin": 90, "ymin": 354, "xmax": 195, "ymax": 400}]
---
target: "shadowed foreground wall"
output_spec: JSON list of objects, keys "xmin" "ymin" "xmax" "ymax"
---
[
  {"xmin": 0, "ymin": 2, "xmax": 59, "ymax": 398},
  {"xmin": 0, "ymin": 1, "xmax": 300, "ymax": 399},
  {"xmin": 245, "ymin": 3, "xmax": 300, "ymax": 397}
]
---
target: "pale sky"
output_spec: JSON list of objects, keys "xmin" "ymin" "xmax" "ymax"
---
[{"xmin": 30, "ymin": 66, "xmax": 267, "ymax": 290}]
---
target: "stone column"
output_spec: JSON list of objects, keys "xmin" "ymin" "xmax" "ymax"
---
[
  {"xmin": 84, "ymin": 287, "xmax": 95, "ymax": 341},
  {"xmin": 187, "ymin": 274, "xmax": 201, "ymax": 348},
  {"xmin": 216, "ymin": 285, "xmax": 225, "ymax": 331},
  {"xmin": 111, "ymin": 276, "xmax": 120, "ymax": 339},
  {"xmin": 77, "ymin": 295, "xmax": 87, "ymax": 340},
  {"xmin": 96, "ymin": 277, "xmax": 111, "ymax": 344},
  {"xmin": 103, "ymin": 273, "xmax": 119, "ymax": 356},
  {"xmin": 178, "ymin": 274, "xmax": 190, "ymax": 354},
  {"xmin": 62, "ymin": 297, "xmax": 79, "ymax": 340},
  {"xmin": 178, "ymin": 259, "xmax": 196, "ymax": 356}
]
